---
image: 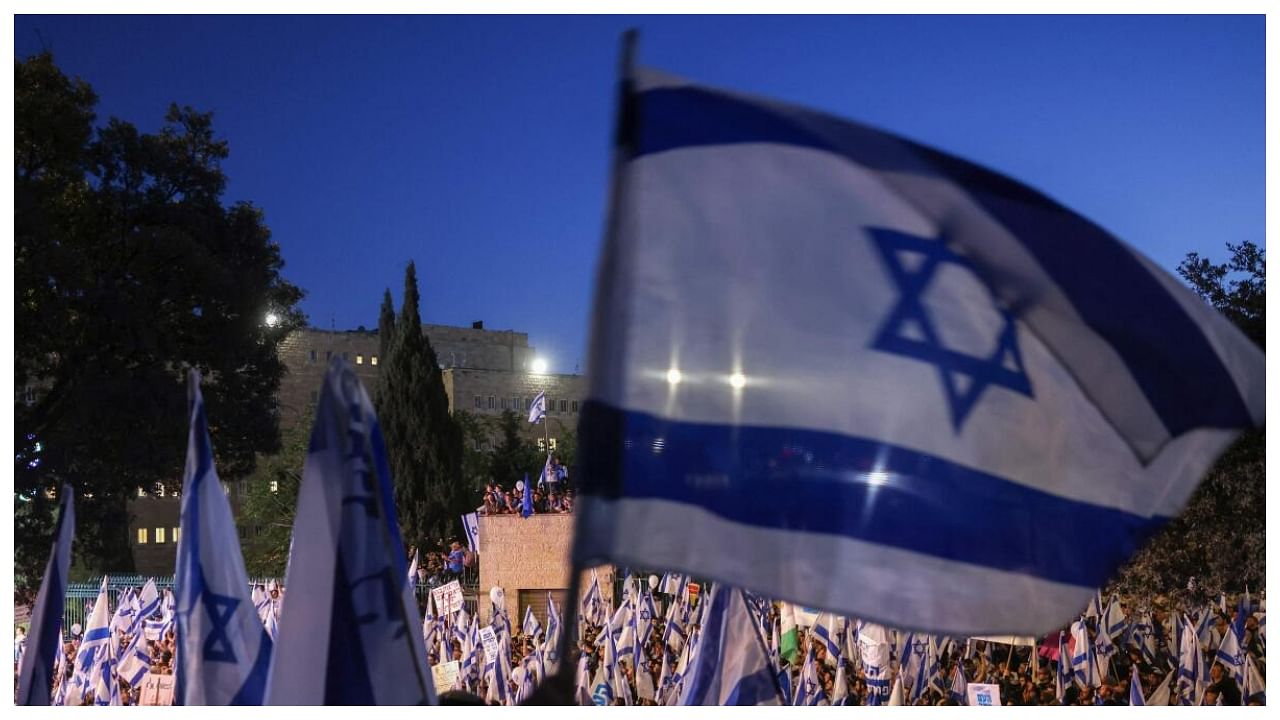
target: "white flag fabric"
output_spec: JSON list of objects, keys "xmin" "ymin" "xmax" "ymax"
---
[
  {"xmin": 572, "ymin": 63, "xmax": 1264, "ymax": 637},
  {"xmin": 677, "ymin": 585, "xmax": 784, "ymax": 705},
  {"xmin": 528, "ymin": 391, "xmax": 547, "ymax": 424},
  {"xmin": 266, "ymin": 359, "xmax": 434, "ymax": 705},
  {"xmin": 462, "ymin": 512, "xmax": 480, "ymax": 553},
  {"xmin": 174, "ymin": 370, "xmax": 273, "ymax": 705},
  {"xmin": 17, "ymin": 484, "xmax": 74, "ymax": 706}
]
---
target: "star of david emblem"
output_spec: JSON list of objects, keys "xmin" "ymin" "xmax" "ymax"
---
[
  {"xmin": 640, "ymin": 609, "xmax": 652, "ymax": 622},
  {"xmin": 202, "ymin": 591, "xmax": 241, "ymax": 663},
  {"xmin": 806, "ymin": 679, "xmax": 818, "ymax": 696},
  {"xmin": 912, "ymin": 639, "xmax": 928, "ymax": 656},
  {"xmin": 869, "ymin": 227, "xmax": 1034, "ymax": 430}
]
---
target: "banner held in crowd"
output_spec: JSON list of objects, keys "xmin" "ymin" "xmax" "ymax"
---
[
  {"xmin": 266, "ymin": 359, "xmax": 434, "ymax": 705},
  {"xmin": 571, "ymin": 45, "xmax": 1265, "ymax": 636}
]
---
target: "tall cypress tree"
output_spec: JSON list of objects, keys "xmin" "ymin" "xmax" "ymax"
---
[{"xmin": 375, "ymin": 263, "xmax": 466, "ymax": 552}]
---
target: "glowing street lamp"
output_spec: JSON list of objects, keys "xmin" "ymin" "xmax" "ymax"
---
[
  {"xmin": 264, "ymin": 312, "xmax": 281, "ymax": 328},
  {"xmin": 531, "ymin": 357, "xmax": 549, "ymax": 375}
]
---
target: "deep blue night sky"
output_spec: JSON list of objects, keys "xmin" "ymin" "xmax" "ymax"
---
[{"xmin": 14, "ymin": 15, "xmax": 1264, "ymax": 372}]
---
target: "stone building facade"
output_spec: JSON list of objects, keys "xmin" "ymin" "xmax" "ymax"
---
[
  {"xmin": 126, "ymin": 322, "xmax": 587, "ymax": 574},
  {"xmin": 476, "ymin": 513, "xmax": 613, "ymax": 626}
]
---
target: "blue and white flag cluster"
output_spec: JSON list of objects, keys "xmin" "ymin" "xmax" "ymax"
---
[
  {"xmin": 266, "ymin": 359, "xmax": 433, "ymax": 705},
  {"xmin": 175, "ymin": 371, "xmax": 273, "ymax": 705},
  {"xmin": 17, "ymin": 485, "xmax": 74, "ymax": 706},
  {"xmin": 677, "ymin": 585, "xmax": 784, "ymax": 705},
  {"xmin": 572, "ymin": 61, "xmax": 1264, "ymax": 636}
]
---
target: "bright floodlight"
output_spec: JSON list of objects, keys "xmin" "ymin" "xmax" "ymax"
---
[
  {"xmin": 531, "ymin": 357, "xmax": 549, "ymax": 374},
  {"xmin": 666, "ymin": 368, "xmax": 682, "ymax": 385},
  {"xmin": 265, "ymin": 312, "xmax": 280, "ymax": 327},
  {"xmin": 729, "ymin": 372, "xmax": 746, "ymax": 389}
]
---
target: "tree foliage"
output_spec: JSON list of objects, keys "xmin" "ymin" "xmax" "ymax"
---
[
  {"xmin": 238, "ymin": 412, "xmax": 310, "ymax": 577},
  {"xmin": 374, "ymin": 263, "xmax": 467, "ymax": 550},
  {"xmin": 1112, "ymin": 241, "xmax": 1265, "ymax": 596},
  {"xmin": 487, "ymin": 411, "xmax": 544, "ymax": 487},
  {"xmin": 14, "ymin": 52, "xmax": 304, "ymax": 586}
]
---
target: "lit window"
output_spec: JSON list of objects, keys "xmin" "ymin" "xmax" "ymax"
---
[
  {"xmin": 356, "ymin": 354, "xmax": 364, "ymax": 365},
  {"xmin": 537, "ymin": 439, "xmax": 546, "ymax": 452},
  {"xmin": 270, "ymin": 480, "xmax": 279, "ymax": 494},
  {"xmin": 549, "ymin": 438, "xmax": 558, "ymax": 450},
  {"xmin": 137, "ymin": 528, "xmax": 148, "ymax": 544},
  {"xmin": 155, "ymin": 528, "xmax": 166, "ymax": 544},
  {"xmin": 156, "ymin": 485, "xmax": 166, "ymax": 498},
  {"xmin": 371, "ymin": 355, "xmax": 378, "ymax": 366},
  {"xmin": 173, "ymin": 527, "xmax": 180, "ymax": 543},
  {"xmin": 137, "ymin": 487, "xmax": 146, "ymax": 498}
]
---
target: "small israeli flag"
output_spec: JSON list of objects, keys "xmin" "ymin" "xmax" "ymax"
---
[
  {"xmin": 266, "ymin": 359, "xmax": 434, "ymax": 705},
  {"xmin": 528, "ymin": 391, "xmax": 546, "ymax": 424},
  {"xmin": 16, "ymin": 484, "xmax": 74, "ymax": 706},
  {"xmin": 573, "ymin": 55, "xmax": 1265, "ymax": 637},
  {"xmin": 523, "ymin": 604, "xmax": 542, "ymax": 639},
  {"xmin": 174, "ymin": 370, "xmax": 273, "ymax": 705},
  {"xmin": 1129, "ymin": 664, "xmax": 1146, "ymax": 706},
  {"xmin": 462, "ymin": 512, "xmax": 480, "ymax": 553},
  {"xmin": 132, "ymin": 579, "xmax": 160, "ymax": 634}
]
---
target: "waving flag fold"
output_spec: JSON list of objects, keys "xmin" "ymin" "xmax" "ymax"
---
[
  {"xmin": 266, "ymin": 359, "xmax": 433, "ymax": 705},
  {"xmin": 572, "ymin": 56, "xmax": 1264, "ymax": 637},
  {"xmin": 175, "ymin": 370, "xmax": 273, "ymax": 705}
]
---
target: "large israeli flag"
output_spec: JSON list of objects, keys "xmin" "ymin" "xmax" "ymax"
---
[
  {"xmin": 17, "ymin": 484, "xmax": 74, "ymax": 706},
  {"xmin": 462, "ymin": 512, "xmax": 480, "ymax": 553},
  {"xmin": 678, "ymin": 585, "xmax": 785, "ymax": 705},
  {"xmin": 528, "ymin": 391, "xmax": 547, "ymax": 424},
  {"xmin": 572, "ymin": 60, "xmax": 1265, "ymax": 637},
  {"xmin": 174, "ymin": 370, "xmax": 273, "ymax": 705},
  {"xmin": 266, "ymin": 359, "xmax": 434, "ymax": 705}
]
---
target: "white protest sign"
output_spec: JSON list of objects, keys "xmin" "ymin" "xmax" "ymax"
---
[
  {"xmin": 967, "ymin": 683, "xmax": 1002, "ymax": 707},
  {"xmin": 432, "ymin": 580, "xmax": 464, "ymax": 616},
  {"xmin": 479, "ymin": 626, "xmax": 500, "ymax": 664},
  {"xmin": 432, "ymin": 661, "xmax": 460, "ymax": 694}
]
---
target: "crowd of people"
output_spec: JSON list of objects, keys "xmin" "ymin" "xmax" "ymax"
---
[
  {"xmin": 477, "ymin": 457, "xmax": 575, "ymax": 516},
  {"xmin": 17, "ymin": 567, "xmax": 1266, "ymax": 706},
  {"xmin": 554, "ymin": 580, "xmax": 1267, "ymax": 707}
]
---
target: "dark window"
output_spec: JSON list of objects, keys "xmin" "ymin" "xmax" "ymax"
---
[
  {"xmin": 325, "ymin": 350, "xmax": 332, "ymax": 361},
  {"xmin": 310, "ymin": 390, "xmax": 319, "ymax": 403},
  {"xmin": 559, "ymin": 400, "xmax": 567, "ymax": 412},
  {"xmin": 488, "ymin": 396, "xmax": 496, "ymax": 410},
  {"xmin": 309, "ymin": 349, "xmax": 317, "ymax": 363},
  {"xmin": 474, "ymin": 395, "xmax": 483, "ymax": 409},
  {"xmin": 571, "ymin": 401, "xmax": 579, "ymax": 413}
]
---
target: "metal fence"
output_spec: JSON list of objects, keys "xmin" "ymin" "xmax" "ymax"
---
[{"xmin": 60, "ymin": 567, "xmax": 481, "ymax": 636}]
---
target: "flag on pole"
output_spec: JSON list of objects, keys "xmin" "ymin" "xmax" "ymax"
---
[
  {"xmin": 462, "ymin": 512, "xmax": 480, "ymax": 553},
  {"xmin": 1129, "ymin": 664, "xmax": 1145, "ymax": 706},
  {"xmin": 406, "ymin": 549, "xmax": 419, "ymax": 588},
  {"xmin": 523, "ymin": 604, "xmax": 542, "ymax": 639},
  {"xmin": 521, "ymin": 472, "xmax": 534, "ymax": 518},
  {"xmin": 813, "ymin": 612, "xmax": 841, "ymax": 666},
  {"xmin": 132, "ymin": 579, "xmax": 160, "ymax": 635},
  {"xmin": 949, "ymin": 659, "xmax": 968, "ymax": 704},
  {"xmin": 174, "ymin": 370, "xmax": 273, "ymax": 705},
  {"xmin": 677, "ymin": 585, "xmax": 785, "ymax": 705},
  {"xmin": 67, "ymin": 578, "xmax": 115, "ymax": 706},
  {"xmin": 17, "ymin": 485, "xmax": 74, "ymax": 706},
  {"xmin": 1242, "ymin": 653, "xmax": 1264, "ymax": 704},
  {"xmin": 1147, "ymin": 670, "xmax": 1173, "ymax": 706},
  {"xmin": 1214, "ymin": 602, "xmax": 1246, "ymax": 686},
  {"xmin": 1102, "ymin": 595, "xmax": 1127, "ymax": 639},
  {"xmin": 266, "ymin": 359, "xmax": 434, "ymax": 705},
  {"xmin": 1175, "ymin": 614, "xmax": 1204, "ymax": 706},
  {"xmin": 528, "ymin": 391, "xmax": 546, "ymax": 424},
  {"xmin": 572, "ymin": 53, "xmax": 1265, "ymax": 638}
]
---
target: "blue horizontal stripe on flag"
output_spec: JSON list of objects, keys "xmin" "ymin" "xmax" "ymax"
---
[
  {"xmin": 626, "ymin": 85, "xmax": 1254, "ymax": 445},
  {"xmin": 578, "ymin": 402, "xmax": 1164, "ymax": 588}
]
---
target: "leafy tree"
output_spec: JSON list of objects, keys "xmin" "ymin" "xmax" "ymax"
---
[
  {"xmin": 454, "ymin": 410, "xmax": 494, "ymax": 496},
  {"xmin": 238, "ymin": 412, "xmax": 310, "ymax": 577},
  {"xmin": 487, "ymin": 411, "xmax": 544, "ymax": 488},
  {"xmin": 1112, "ymin": 241, "xmax": 1264, "ymax": 596},
  {"xmin": 375, "ymin": 263, "xmax": 466, "ymax": 551},
  {"xmin": 14, "ymin": 52, "xmax": 304, "ymax": 586}
]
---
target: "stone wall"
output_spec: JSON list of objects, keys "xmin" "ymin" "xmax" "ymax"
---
[{"xmin": 477, "ymin": 513, "xmax": 613, "ymax": 624}]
